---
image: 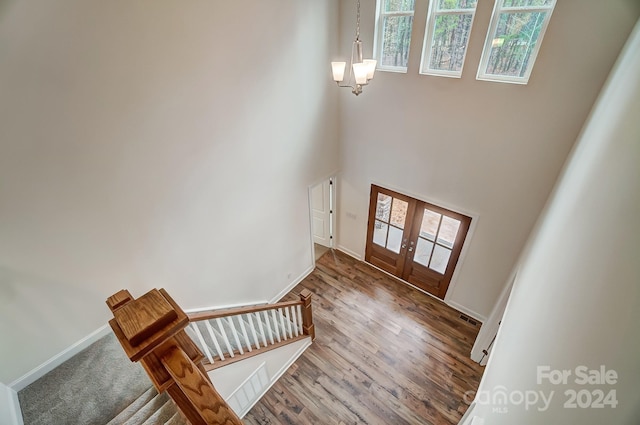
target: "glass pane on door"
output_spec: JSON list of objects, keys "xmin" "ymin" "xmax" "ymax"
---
[
  {"xmin": 429, "ymin": 244, "xmax": 452, "ymax": 274},
  {"xmin": 420, "ymin": 209, "xmax": 441, "ymax": 241},
  {"xmin": 390, "ymin": 199, "xmax": 409, "ymax": 228},
  {"xmin": 387, "ymin": 226, "xmax": 403, "ymax": 253},
  {"xmin": 376, "ymin": 194, "xmax": 392, "ymax": 222},
  {"xmin": 373, "ymin": 221, "xmax": 389, "ymax": 247},
  {"xmin": 414, "ymin": 238, "xmax": 434, "ymax": 266},
  {"xmin": 437, "ymin": 216, "xmax": 461, "ymax": 248}
]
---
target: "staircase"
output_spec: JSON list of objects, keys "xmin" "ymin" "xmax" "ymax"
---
[
  {"xmin": 105, "ymin": 387, "xmax": 185, "ymax": 425},
  {"xmin": 17, "ymin": 289, "xmax": 315, "ymax": 425}
]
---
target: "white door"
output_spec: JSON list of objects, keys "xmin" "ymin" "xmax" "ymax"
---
[{"xmin": 311, "ymin": 179, "xmax": 333, "ymax": 247}]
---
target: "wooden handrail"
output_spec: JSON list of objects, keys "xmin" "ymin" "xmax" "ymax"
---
[
  {"xmin": 161, "ymin": 344, "xmax": 239, "ymax": 424},
  {"xmin": 106, "ymin": 288, "xmax": 242, "ymax": 425},
  {"xmin": 188, "ymin": 300, "xmax": 302, "ymax": 322}
]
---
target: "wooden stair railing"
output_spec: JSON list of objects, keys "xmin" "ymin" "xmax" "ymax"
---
[
  {"xmin": 106, "ymin": 288, "xmax": 315, "ymax": 424},
  {"xmin": 187, "ymin": 289, "xmax": 316, "ymax": 371},
  {"xmin": 106, "ymin": 288, "xmax": 242, "ymax": 425}
]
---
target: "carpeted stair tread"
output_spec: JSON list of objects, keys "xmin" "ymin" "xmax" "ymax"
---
[
  {"xmin": 105, "ymin": 386, "xmax": 158, "ymax": 425},
  {"xmin": 140, "ymin": 397, "xmax": 180, "ymax": 425},
  {"xmin": 18, "ymin": 332, "xmax": 152, "ymax": 425},
  {"xmin": 165, "ymin": 411, "xmax": 188, "ymax": 425},
  {"xmin": 120, "ymin": 391, "xmax": 170, "ymax": 425}
]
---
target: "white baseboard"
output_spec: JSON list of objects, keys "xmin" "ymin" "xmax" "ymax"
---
[
  {"xmin": 9, "ymin": 325, "xmax": 112, "ymax": 391},
  {"xmin": 269, "ymin": 265, "xmax": 314, "ymax": 303},
  {"xmin": 0, "ymin": 383, "xmax": 23, "ymax": 425},
  {"xmin": 445, "ymin": 300, "xmax": 486, "ymax": 323},
  {"xmin": 336, "ymin": 245, "xmax": 362, "ymax": 260},
  {"xmin": 458, "ymin": 401, "xmax": 477, "ymax": 425}
]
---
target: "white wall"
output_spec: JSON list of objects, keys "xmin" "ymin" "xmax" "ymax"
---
[
  {"xmin": 336, "ymin": 0, "xmax": 640, "ymax": 319},
  {"xmin": 469, "ymin": 18, "xmax": 640, "ymax": 424},
  {"xmin": 0, "ymin": 382, "xmax": 23, "ymax": 425},
  {"xmin": 0, "ymin": 0, "xmax": 339, "ymax": 384}
]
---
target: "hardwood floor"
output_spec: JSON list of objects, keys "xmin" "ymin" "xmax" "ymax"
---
[{"xmin": 243, "ymin": 250, "xmax": 484, "ymax": 425}]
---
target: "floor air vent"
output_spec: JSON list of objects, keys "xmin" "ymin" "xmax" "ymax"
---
[{"xmin": 459, "ymin": 314, "xmax": 479, "ymax": 326}]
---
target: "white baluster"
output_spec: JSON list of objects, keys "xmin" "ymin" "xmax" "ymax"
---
[
  {"xmin": 255, "ymin": 312, "xmax": 268, "ymax": 347},
  {"xmin": 262, "ymin": 310, "xmax": 274, "ymax": 345},
  {"xmin": 296, "ymin": 304, "xmax": 303, "ymax": 335},
  {"xmin": 278, "ymin": 308, "xmax": 287, "ymax": 340},
  {"xmin": 190, "ymin": 322, "xmax": 214, "ymax": 364},
  {"xmin": 291, "ymin": 306, "xmax": 299, "ymax": 337},
  {"xmin": 215, "ymin": 318, "xmax": 236, "ymax": 357},
  {"xmin": 204, "ymin": 320, "xmax": 225, "ymax": 361},
  {"xmin": 228, "ymin": 316, "xmax": 247, "ymax": 354},
  {"xmin": 245, "ymin": 313, "xmax": 261, "ymax": 349},
  {"xmin": 271, "ymin": 309, "xmax": 282, "ymax": 342},
  {"xmin": 235, "ymin": 314, "xmax": 251, "ymax": 352},
  {"xmin": 283, "ymin": 307, "xmax": 293, "ymax": 339}
]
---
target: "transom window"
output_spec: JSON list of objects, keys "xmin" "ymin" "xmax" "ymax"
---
[
  {"xmin": 477, "ymin": 0, "xmax": 556, "ymax": 84},
  {"xmin": 373, "ymin": 0, "xmax": 416, "ymax": 73},
  {"xmin": 420, "ymin": 0, "xmax": 478, "ymax": 78},
  {"xmin": 373, "ymin": 0, "xmax": 555, "ymax": 83}
]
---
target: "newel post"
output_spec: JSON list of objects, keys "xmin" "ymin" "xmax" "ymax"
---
[
  {"xmin": 106, "ymin": 288, "xmax": 242, "ymax": 425},
  {"xmin": 299, "ymin": 289, "xmax": 316, "ymax": 341}
]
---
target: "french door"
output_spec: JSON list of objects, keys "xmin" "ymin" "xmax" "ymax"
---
[{"xmin": 365, "ymin": 185, "xmax": 471, "ymax": 299}]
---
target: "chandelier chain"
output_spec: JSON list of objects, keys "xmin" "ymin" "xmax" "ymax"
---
[{"xmin": 356, "ymin": 0, "xmax": 361, "ymax": 41}]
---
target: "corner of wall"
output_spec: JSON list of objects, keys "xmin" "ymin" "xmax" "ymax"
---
[
  {"xmin": 0, "ymin": 382, "xmax": 24, "ymax": 425},
  {"xmin": 9, "ymin": 325, "xmax": 111, "ymax": 392},
  {"xmin": 268, "ymin": 264, "xmax": 315, "ymax": 303}
]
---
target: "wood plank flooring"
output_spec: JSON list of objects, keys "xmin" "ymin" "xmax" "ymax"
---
[{"xmin": 243, "ymin": 250, "xmax": 484, "ymax": 425}]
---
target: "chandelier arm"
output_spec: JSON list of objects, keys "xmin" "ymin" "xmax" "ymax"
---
[{"xmin": 335, "ymin": 82, "xmax": 355, "ymax": 90}]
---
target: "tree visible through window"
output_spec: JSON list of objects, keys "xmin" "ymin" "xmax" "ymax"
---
[
  {"xmin": 477, "ymin": 0, "xmax": 556, "ymax": 84},
  {"xmin": 421, "ymin": 0, "xmax": 478, "ymax": 77},
  {"xmin": 374, "ymin": 0, "xmax": 415, "ymax": 72}
]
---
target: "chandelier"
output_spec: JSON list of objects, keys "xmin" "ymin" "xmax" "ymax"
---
[{"xmin": 331, "ymin": 0, "xmax": 376, "ymax": 96}]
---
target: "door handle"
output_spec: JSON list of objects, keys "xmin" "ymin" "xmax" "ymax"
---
[
  {"xmin": 402, "ymin": 244, "xmax": 407, "ymax": 249},
  {"xmin": 408, "ymin": 247, "xmax": 414, "ymax": 252}
]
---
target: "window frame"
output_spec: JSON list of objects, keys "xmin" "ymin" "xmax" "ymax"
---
[
  {"xmin": 373, "ymin": 0, "xmax": 416, "ymax": 74},
  {"xmin": 419, "ymin": 0, "xmax": 479, "ymax": 78},
  {"xmin": 476, "ymin": 0, "xmax": 557, "ymax": 84}
]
